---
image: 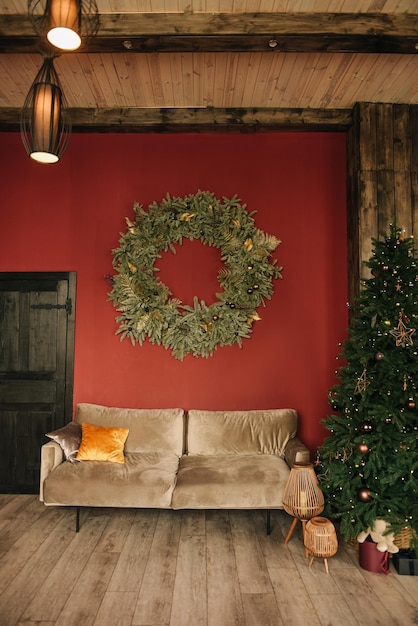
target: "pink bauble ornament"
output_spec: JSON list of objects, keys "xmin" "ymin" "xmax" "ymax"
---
[{"xmin": 358, "ymin": 487, "xmax": 371, "ymax": 502}]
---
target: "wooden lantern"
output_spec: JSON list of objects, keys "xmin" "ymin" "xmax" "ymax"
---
[
  {"xmin": 304, "ymin": 516, "xmax": 338, "ymax": 574},
  {"xmin": 282, "ymin": 462, "xmax": 325, "ymax": 548}
]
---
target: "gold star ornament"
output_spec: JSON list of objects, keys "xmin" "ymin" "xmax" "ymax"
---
[
  {"xmin": 390, "ymin": 312, "xmax": 416, "ymax": 348},
  {"xmin": 354, "ymin": 368, "xmax": 370, "ymax": 394}
]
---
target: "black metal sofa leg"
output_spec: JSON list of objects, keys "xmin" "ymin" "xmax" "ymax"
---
[{"xmin": 266, "ymin": 509, "xmax": 271, "ymax": 535}]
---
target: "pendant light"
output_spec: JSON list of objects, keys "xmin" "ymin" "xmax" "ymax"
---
[
  {"xmin": 20, "ymin": 56, "xmax": 71, "ymax": 164},
  {"xmin": 28, "ymin": 0, "xmax": 99, "ymax": 51}
]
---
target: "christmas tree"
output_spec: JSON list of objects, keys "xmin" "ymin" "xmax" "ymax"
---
[{"xmin": 318, "ymin": 224, "xmax": 418, "ymax": 549}]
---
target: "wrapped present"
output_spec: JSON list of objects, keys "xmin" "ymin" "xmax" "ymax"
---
[
  {"xmin": 359, "ymin": 537, "xmax": 389, "ymax": 574},
  {"xmin": 392, "ymin": 549, "xmax": 418, "ymax": 576}
]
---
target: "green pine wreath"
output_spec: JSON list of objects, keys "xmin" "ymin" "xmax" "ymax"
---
[{"xmin": 109, "ymin": 191, "xmax": 282, "ymax": 360}]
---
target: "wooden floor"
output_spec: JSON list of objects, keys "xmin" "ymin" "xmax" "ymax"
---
[{"xmin": 0, "ymin": 495, "xmax": 417, "ymax": 626}]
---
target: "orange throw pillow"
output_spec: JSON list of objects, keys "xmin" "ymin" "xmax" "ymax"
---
[{"xmin": 76, "ymin": 422, "xmax": 129, "ymax": 463}]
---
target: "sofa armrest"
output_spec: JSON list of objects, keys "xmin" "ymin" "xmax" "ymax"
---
[
  {"xmin": 284, "ymin": 437, "xmax": 310, "ymax": 468},
  {"xmin": 39, "ymin": 441, "xmax": 64, "ymax": 502}
]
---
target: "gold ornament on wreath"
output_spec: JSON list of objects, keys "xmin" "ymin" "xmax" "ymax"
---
[{"xmin": 109, "ymin": 191, "xmax": 282, "ymax": 360}]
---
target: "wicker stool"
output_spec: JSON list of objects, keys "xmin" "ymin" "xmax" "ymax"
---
[{"xmin": 304, "ymin": 516, "xmax": 338, "ymax": 574}]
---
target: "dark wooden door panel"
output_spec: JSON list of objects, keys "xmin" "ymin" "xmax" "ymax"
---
[
  {"xmin": 0, "ymin": 380, "xmax": 57, "ymax": 403},
  {"xmin": 0, "ymin": 272, "xmax": 75, "ymax": 493},
  {"xmin": 0, "ymin": 409, "xmax": 55, "ymax": 492},
  {"xmin": 0, "ymin": 290, "xmax": 20, "ymax": 370}
]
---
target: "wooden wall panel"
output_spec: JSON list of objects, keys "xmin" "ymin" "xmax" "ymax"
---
[
  {"xmin": 411, "ymin": 108, "xmax": 418, "ymax": 234},
  {"xmin": 347, "ymin": 103, "xmax": 418, "ymax": 303},
  {"xmin": 346, "ymin": 119, "xmax": 360, "ymax": 305},
  {"xmin": 377, "ymin": 170, "xmax": 395, "ymax": 232},
  {"xmin": 376, "ymin": 104, "xmax": 393, "ymax": 171}
]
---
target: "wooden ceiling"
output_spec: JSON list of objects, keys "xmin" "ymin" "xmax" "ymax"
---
[{"xmin": 0, "ymin": 0, "xmax": 417, "ymax": 132}]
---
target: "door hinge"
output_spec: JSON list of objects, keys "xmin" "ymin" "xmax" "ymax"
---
[{"xmin": 31, "ymin": 298, "xmax": 72, "ymax": 315}]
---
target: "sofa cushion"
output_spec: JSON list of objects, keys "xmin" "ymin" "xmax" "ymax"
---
[
  {"xmin": 172, "ymin": 454, "xmax": 290, "ymax": 509},
  {"xmin": 75, "ymin": 404, "xmax": 184, "ymax": 456},
  {"xmin": 76, "ymin": 422, "xmax": 129, "ymax": 463},
  {"xmin": 43, "ymin": 452, "xmax": 179, "ymax": 508},
  {"xmin": 187, "ymin": 409, "xmax": 298, "ymax": 456},
  {"xmin": 46, "ymin": 422, "xmax": 82, "ymax": 463}
]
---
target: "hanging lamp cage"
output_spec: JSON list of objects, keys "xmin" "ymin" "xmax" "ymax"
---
[
  {"xmin": 20, "ymin": 56, "xmax": 71, "ymax": 164},
  {"xmin": 28, "ymin": 0, "xmax": 99, "ymax": 51}
]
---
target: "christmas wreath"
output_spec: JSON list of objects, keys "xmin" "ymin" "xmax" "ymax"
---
[{"xmin": 109, "ymin": 191, "xmax": 282, "ymax": 360}]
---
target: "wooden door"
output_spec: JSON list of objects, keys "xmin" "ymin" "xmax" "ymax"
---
[{"xmin": 0, "ymin": 272, "xmax": 76, "ymax": 493}]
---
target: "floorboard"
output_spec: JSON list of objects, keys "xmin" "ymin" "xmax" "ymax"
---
[
  {"xmin": 0, "ymin": 497, "xmax": 417, "ymax": 626},
  {"xmin": 206, "ymin": 511, "xmax": 243, "ymax": 626}
]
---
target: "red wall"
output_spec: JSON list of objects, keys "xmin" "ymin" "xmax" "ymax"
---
[{"xmin": 0, "ymin": 132, "xmax": 347, "ymax": 453}]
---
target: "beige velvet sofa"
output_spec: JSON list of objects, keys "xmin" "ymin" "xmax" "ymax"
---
[{"xmin": 40, "ymin": 403, "xmax": 310, "ymax": 532}]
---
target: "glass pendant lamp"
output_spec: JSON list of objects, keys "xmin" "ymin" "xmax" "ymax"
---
[
  {"xmin": 28, "ymin": 0, "xmax": 99, "ymax": 51},
  {"xmin": 20, "ymin": 56, "xmax": 71, "ymax": 164},
  {"xmin": 48, "ymin": 0, "xmax": 82, "ymax": 51}
]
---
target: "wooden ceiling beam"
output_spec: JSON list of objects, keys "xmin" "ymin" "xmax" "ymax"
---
[
  {"xmin": 0, "ymin": 106, "xmax": 352, "ymax": 133},
  {"xmin": 0, "ymin": 12, "xmax": 417, "ymax": 54}
]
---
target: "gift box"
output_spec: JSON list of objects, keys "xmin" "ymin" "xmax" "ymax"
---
[
  {"xmin": 359, "ymin": 537, "xmax": 389, "ymax": 574},
  {"xmin": 392, "ymin": 549, "xmax": 418, "ymax": 576}
]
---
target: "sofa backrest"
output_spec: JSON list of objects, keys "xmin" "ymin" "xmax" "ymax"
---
[
  {"xmin": 187, "ymin": 409, "xmax": 298, "ymax": 456},
  {"xmin": 75, "ymin": 403, "xmax": 184, "ymax": 456}
]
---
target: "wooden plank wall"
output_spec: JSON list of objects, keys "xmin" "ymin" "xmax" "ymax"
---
[{"xmin": 347, "ymin": 102, "xmax": 418, "ymax": 303}]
